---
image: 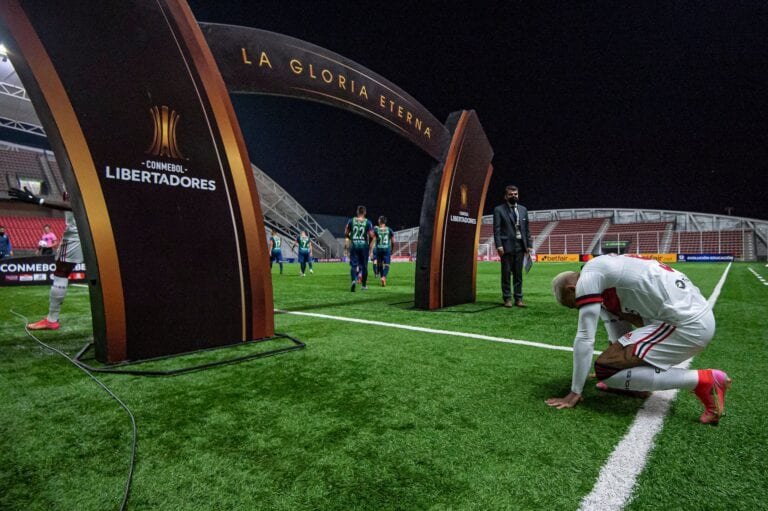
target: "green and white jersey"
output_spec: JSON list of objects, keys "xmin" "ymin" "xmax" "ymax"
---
[
  {"xmin": 374, "ymin": 226, "xmax": 394, "ymax": 250},
  {"xmin": 346, "ymin": 217, "xmax": 373, "ymax": 249},
  {"xmin": 270, "ymin": 235, "xmax": 282, "ymax": 251},
  {"xmin": 297, "ymin": 234, "xmax": 311, "ymax": 252}
]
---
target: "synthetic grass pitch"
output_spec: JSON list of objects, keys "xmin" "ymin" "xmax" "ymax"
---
[{"xmin": 1, "ymin": 261, "xmax": 766, "ymax": 510}]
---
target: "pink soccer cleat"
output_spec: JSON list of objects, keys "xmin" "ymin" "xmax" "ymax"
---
[
  {"xmin": 694, "ymin": 369, "xmax": 731, "ymax": 425},
  {"xmin": 381, "ymin": 277, "xmax": 386, "ymax": 287},
  {"xmin": 27, "ymin": 318, "xmax": 60, "ymax": 330}
]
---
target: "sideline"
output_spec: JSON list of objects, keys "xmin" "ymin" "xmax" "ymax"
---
[
  {"xmin": 577, "ymin": 262, "xmax": 732, "ymax": 511},
  {"xmin": 747, "ymin": 267, "xmax": 768, "ymax": 286},
  {"xmin": 276, "ymin": 309, "xmax": 585, "ymax": 353}
]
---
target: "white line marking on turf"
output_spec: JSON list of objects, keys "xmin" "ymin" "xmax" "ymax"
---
[
  {"xmin": 578, "ymin": 262, "xmax": 732, "ymax": 511},
  {"xmin": 747, "ymin": 267, "xmax": 768, "ymax": 286},
  {"xmin": 275, "ymin": 309, "xmax": 589, "ymax": 353}
]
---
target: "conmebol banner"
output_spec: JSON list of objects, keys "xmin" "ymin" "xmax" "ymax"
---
[
  {"xmin": 0, "ymin": 255, "xmax": 86, "ymax": 286},
  {"xmin": 0, "ymin": 0, "xmax": 274, "ymax": 362}
]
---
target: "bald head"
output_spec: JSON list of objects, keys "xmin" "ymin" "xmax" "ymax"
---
[{"xmin": 551, "ymin": 271, "xmax": 580, "ymax": 308}]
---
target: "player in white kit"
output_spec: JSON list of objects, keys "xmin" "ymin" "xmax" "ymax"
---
[
  {"xmin": 546, "ymin": 254, "xmax": 730, "ymax": 425},
  {"xmin": 8, "ymin": 187, "xmax": 82, "ymax": 331}
]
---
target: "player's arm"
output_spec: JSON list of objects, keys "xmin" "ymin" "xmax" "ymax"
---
[
  {"xmin": 8, "ymin": 187, "xmax": 72, "ymax": 211},
  {"xmin": 545, "ymin": 302, "xmax": 600, "ymax": 409}
]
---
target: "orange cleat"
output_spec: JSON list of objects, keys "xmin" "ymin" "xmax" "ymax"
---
[
  {"xmin": 694, "ymin": 369, "xmax": 731, "ymax": 425},
  {"xmin": 27, "ymin": 318, "xmax": 60, "ymax": 330},
  {"xmin": 381, "ymin": 277, "xmax": 386, "ymax": 287}
]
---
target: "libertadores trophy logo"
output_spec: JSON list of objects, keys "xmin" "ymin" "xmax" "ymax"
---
[
  {"xmin": 146, "ymin": 105, "xmax": 185, "ymax": 159},
  {"xmin": 460, "ymin": 184, "xmax": 469, "ymax": 210}
]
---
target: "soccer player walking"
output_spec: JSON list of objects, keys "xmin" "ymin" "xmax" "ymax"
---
[
  {"xmin": 547, "ymin": 254, "xmax": 730, "ymax": 425},
  {"xmin": 371, "ymin": 216, "xmax": 394, "ymax": 287},
  {"xmin": 345, "ymin": 205, "xmax": 374, "ymax": 292},
  {"xmin": 294, "ymin": 230, "xmax": 314, "ymax": 277},
  {"xmin": 269, "ymin": 229, "xmax": 284, "ymax": 274}
]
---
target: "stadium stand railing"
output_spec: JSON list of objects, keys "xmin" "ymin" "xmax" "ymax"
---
[
  {"xmin": 391, "ymin": 208, "xmax": 767, "ymax": 261},
  {"xmin": 3, "ymin": 138, "xmax": 766, "ymax": 262},
  {"xmin": 534, "ymin": 217, "xmax": 606, "ymax": 255},
  {"xmin": 0, "ymin": 215, "xmax": 66, "ymax": 252},
  {"xmin": 668, "ymin": 230, "xmax": 754, "ymax": 259},
  {"xmin": 601, "ymin": 221, "xmax": 672, "ymax": 254}
]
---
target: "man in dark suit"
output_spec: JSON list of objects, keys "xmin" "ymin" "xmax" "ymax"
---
[{"xmin": 493, "ymin": 185, "xmax": 532, "ymax": 308}]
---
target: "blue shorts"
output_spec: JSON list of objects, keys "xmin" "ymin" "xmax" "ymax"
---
[
  {"xmin": 374, "ymin": 248, "xmax": 391, "ymax": 265},
  {"xmin": 298, "ymin": 251, "xmax": 311, "ymax": 264},
  {"xmin": 349, "ymin": 246, "xmax": 369, "ymax": 268},
  {"xmin": 270, "ymin": 250, "xmax": 283, "ymax": 263}
]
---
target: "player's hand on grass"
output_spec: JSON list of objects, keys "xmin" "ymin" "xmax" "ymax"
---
[
  {"xmin": 545, "ymin": 392, "xmax": 582, "ymax": 409},
  {"xmin": 8, "ymin": 187, "xmax": 43, "ymax": 205}
]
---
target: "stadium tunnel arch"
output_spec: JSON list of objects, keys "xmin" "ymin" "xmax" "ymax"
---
[{"xmin": 201, "ymin": 23, "xmax": 496, "ymax": 309}]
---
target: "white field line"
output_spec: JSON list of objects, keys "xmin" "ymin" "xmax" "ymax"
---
[
  {"xmin": 275, "ymin": 309, "xmax": 587, "ymax": 354},
  {"xmin": 747, "ymin": 267, "xmax": 768, "ymax": 286},
  {"xmin": 578, "ymin": 262, "xmax": 732, "ymax": 511}
]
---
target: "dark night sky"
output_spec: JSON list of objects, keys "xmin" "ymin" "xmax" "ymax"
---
[{"xmin": 188, "ymin": 1, "xmax": 768, "ymax": 228}]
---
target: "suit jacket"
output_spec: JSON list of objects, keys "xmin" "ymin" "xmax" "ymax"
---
[{"xmin": 493, "ymin": 202, "xmax": 532, "ymax": 253}]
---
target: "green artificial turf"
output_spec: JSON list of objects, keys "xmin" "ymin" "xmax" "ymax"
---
[{"xmin": 1, "ymin": 261, "xmax": 765, "ymax": 510}]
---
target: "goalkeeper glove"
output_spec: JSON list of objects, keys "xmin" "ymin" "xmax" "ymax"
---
[{"xmin": 8, "ymin": 187, "xmax": 44, "ymax": 205}]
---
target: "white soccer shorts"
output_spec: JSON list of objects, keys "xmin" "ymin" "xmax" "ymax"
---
[{"xmin": 617, "ymin": 309, "xmax": 716, "ymax": 370}]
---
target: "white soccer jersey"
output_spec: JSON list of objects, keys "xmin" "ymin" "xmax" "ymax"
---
[
  {"xmin": 568, "ymin": 254, "xmax": 713, "ymax": 394},
  {"xmin": 62, "ymin": 211, "xmax": 78, "ymax": 241},
  {"xmin": 575, "ymin": 254, "xmax": 709, "ymax": 325}
]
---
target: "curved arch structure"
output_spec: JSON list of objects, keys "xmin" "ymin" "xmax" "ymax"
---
[
  {"xmin": 201, "ymin": 23, "xmax": 495, "ymax": 309},
  {"xmin": 0, "ymin": 1, "xmax": 493, "ymax": 363},
  {"xmin": 199, "ymin": 23, "xmax": 451, "ymax": 161},
  {"xmin": 0, "ymin": 0, "xmax": 274, "ymax": 362}
]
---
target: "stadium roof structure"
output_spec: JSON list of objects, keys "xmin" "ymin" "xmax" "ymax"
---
[
  {"xmin": 0, "ymin": 56, "xmax": 336, "ymax": 256},
  {"xmin": 0, "ymin": 54, "xmax": 44, "ymax": 137}
]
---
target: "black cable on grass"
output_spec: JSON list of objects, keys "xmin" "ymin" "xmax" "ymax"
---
[{"xmin": 10, "ymin": 310, "xmax": 136, "ymax": 511}]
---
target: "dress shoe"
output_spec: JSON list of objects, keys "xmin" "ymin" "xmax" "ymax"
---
[
  {"xmin": 514, "ymin": 300, "xmax": 527, "ymax": 308},
  {"xmin": 503, "ymin": 299, "xmax": 513, "ymax": 308}
]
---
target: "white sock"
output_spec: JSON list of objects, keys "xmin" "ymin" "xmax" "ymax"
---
[
  {"xmin": 47, "ymin": 276, "xmax": 69, "ymax": 322},
  {"xmin": 603, "ymin": 366, "xmax": 699, "ymax": 392}
]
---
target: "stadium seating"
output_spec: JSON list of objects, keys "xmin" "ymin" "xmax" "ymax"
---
[
  {"xmin": 535, "ymin": 218, "xmax": 606, "ymax": 254},
  {"xmin": 0, "ymin": 215, "xmax": 66, "ymax": 251},
  {"xmin": 668, "ymin": 230, "xmax": 751, "ymax": 258},
  {"xmin": 602, "ymin": 221, "xmax": 671, "ymax": 253}
]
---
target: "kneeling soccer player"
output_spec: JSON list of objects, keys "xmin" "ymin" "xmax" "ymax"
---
[{"xmin": 546, "ymin": 254, "xmax": 730, "ymax": 425}]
